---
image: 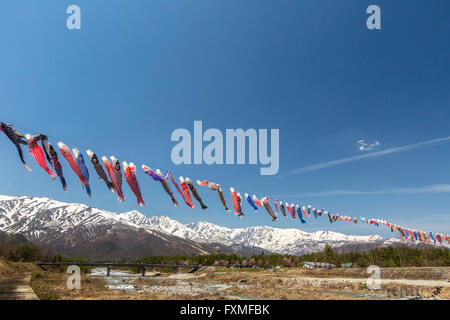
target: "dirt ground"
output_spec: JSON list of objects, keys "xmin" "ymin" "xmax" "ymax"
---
[
  {"xmin": 0, "ymin": 259, "xmax": 39, "ymax": 300},
  {"xmin": 1, "ymin": 258, "xmax": 448, "ymax": 300},
  {"xmin": 25, "ymin": 266, "xmax": 450, "ymax": 300}
]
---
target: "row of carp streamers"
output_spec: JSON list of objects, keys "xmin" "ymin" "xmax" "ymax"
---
[{"xmin": 1, "ymin": 122, "xmax": 448, "ymax": 245}]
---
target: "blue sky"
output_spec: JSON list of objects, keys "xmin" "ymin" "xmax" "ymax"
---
[{"xmin": 0, "ymin": 1, "xmax": 449, "ymax": 238}]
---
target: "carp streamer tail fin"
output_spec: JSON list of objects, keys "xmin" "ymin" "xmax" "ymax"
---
[
  {"xmin": 85, "ymin": 184, "xmax": 92, "ymax": 198},
  {"xmin": 106, "ymin": 181, "xmax": 115, "ymax": 193},
  {"xmin": 60, "ymin": 176, "xmax": 67, "ymax": 192},
  {"xmin": 170, "ymin": 196, "xmax": 179, "ymax": 207}
]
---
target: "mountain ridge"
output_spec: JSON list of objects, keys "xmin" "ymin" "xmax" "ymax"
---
[{"xmin": 0, "ymin": 195, "xmax": 445, "ymax": 259}]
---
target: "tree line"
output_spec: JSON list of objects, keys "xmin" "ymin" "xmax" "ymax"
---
[
  {"xmin": 1, "ymin": 230, "xmax": 448, "ymax": 268},
  {"xmin": 0, "ymin": 232, "xmax": 62, "ymax": 262},
  {"xmin": 135, "ymin": 245, "xmax": 449, "ymax": 268}
]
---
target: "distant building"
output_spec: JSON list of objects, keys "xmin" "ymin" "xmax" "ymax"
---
[
  {"xmin": 303, "ymin": 262, "xmax": 335, "ymax": 269},
  {"xmin": 340, "ymin": 262, "xmax": 357, "ymax": 268}
]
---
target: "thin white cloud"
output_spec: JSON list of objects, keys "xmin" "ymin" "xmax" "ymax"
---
[
  {"xmin": 357, "ymin": 139, "xmax": 380, "ymax": 151},
  {"xmin": 278, "ymin": 184, "xmax": 450, "ymax": 198},
  {"xmin": 282, "ymin": 136, "xmax": 450, "ymax": 176}
]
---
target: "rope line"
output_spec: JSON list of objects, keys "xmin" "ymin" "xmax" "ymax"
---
[{"xmin": 1, "ymin": 119, "xmax": 448, "ymax": 243}]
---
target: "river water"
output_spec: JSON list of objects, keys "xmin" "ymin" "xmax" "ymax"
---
[
  {"xmin": 87, "ymin": 268, "xmax": 255, "ymax": 298},
  {"xmin": 87, "ymin": 268, "xmax": 431, "ymax": 300}
]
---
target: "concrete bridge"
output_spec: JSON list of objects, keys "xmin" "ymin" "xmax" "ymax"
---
[{"xmin": 34, "ymin": 261, "xmax": 202, "ymax": 277}]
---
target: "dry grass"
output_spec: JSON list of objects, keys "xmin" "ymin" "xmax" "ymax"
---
[
  {"xmin": 277, "ymin": 267, "xmax": 450, "ymax": 280},
  {"xmin": 0, "ymin": 258, "xmax": 40, "ymax": 279},
  {"xmin": 18, "ymin": 265, "xmax": 450, "ymax": 300},
  {"xmin": 224, "ymin": 286, "xmax": 367, "ymax": 300},
  {"xmin": 30, "ymin": 270, "xmax": 228, "ymax": 300}
]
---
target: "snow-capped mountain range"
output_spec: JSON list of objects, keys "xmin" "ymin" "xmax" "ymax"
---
[{"xmin": 0, "ymin": 195, "xmax": 444, "ymax": 258}]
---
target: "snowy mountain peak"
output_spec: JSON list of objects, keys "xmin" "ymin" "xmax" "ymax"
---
[
  {"xmin": 0, "ymin": 194, "xmax": 445, "ymax": 256},
  {"xmin": 118, "ymin": 210, "xmax": 149, "ymax": 224},
  {"xmin": 187, "ymin": 221, "xmax": 233, "ymax": 233}
]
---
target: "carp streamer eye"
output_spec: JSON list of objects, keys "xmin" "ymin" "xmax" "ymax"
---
[{"xmin": 115, "ymin": 163, "xmax": 120, "ymax": 170}]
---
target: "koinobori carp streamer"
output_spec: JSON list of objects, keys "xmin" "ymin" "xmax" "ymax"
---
[
  {"xmin": 197, "ymin": 180, "xmax": 219, "ymax": 189},
  {"xmin": 110, "ymin": 156, "xmax": 125, "ymax": 202},
  {"xmin": 197, "ymin": 180, "xmax": 230, "ymax": 212},
  {"xmin": 123, "ymin": 162, "xmax": 145, "ymax": 206},
  {"xmin": 179, "ymin": 176, "xmax": 195, "ymax": 208},
  {"xmin": 102, "ymin": 156, "xmax": 125, "ymax": 201},
  {"xmin": 169, "ymin": 174, "xmax": 190, "ymax": 206},
  {"xmin": 86, "ymin": 149, "xmax": 115, "ymax": 193},
  {"xmin": 142, "ymin": 165, "xmax": 179, "ymax": 207},
  {"xmin": 285, "ymin": 202, "xmax": 295, "ymax": 219},
  {"xmin": 252, "ymin": 195, "xmax": 264, "ymax": 207},
  {"xmin": 262, "ymin": 197, "xmax": 277, "ymax": 222},
  {"xmin": 142, "ymin": 165, "xmax": 170, "ymax": 182},
  {"xmin": 73, "ymin": 148, "xmax": 91, "ymax": 198},
  {"xmin": 0, "ymin": 122, "xmax": 31, "ymax": 172},
  {"xmin": 290, "ymin": 203, "xmax": 296, "ymax": 219},
  {"xmin": 216, "ymin": 189, "xmax": 229, "ymax": 212},
  {"xmin": 41, "ymin": 135, "xmax": 66, "ymax": 191},
  {"xmin": 296, "ymin": 205, "xmax": 307, "ymax": 224},
  {"xmin": 230, "ymin": 188, "xmax": 244, "ymax": 217},
  {"xmin": 245, "ymin": 193, "xmax": 258, "ymax": 212},
  {"xmin": 302, "ymin": 206, "xmax": 310, "ymax": 218},
  {"xmin": 185, "ymin": 177, "xmax": 207, "ymax": 210},
  {"xmin": 25, "ymin": 134, "xmax": 56, "ymax": 180},
  {"xmin": 312, "ymin": 208, "xmax": 318, "ymax": 219},
  {"xmin": 2, "ymin": 120, "xmax": 448, "ymax": 244},
  {"xmin": 58, "ymin": 142, "xmax": 89, "ymax": 193},
  {"xmin": 156, "ymin": 169, "xmax": 179, "ymax": 207},
  {"xmin": 237, "ymin": 192, "xmax": 244, "ymax": 218},
  {"xmin": 279, "ymin": 201, "xmax": 287, "ymax": 218}
]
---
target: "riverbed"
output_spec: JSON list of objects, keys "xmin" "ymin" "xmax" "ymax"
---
[{"xmin": 86, "ymin": 268, "xmax": 445, "ymax": 300}]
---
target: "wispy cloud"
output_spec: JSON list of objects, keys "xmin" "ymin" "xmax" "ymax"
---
[
  {"xmin": 282, "ymin": 136, "xmax": 450, "ymax": 176},
  {"xmin": 277, "ymin": 184, "xmax": 450, "ymax": 198},
  {"xmin": 357, "ymin": 139, "xmax": 380, "ymax": 151}
]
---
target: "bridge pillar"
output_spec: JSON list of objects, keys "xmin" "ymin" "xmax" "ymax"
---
[
  {"xmin": 173, "ymin": 267, "xmax": 179, "ymax": 274},
  {"xmin": 141, "ymin": 266, "xmax": 146, "ymax": 277},
  {"xmin": 107, "ymin": 266, "xmax": 111, "ymax": 277}
]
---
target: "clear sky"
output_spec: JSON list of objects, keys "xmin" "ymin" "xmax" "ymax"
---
[{"xmin": 0, "ymin": 1, "xmax": 449, "ymax": 238}]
